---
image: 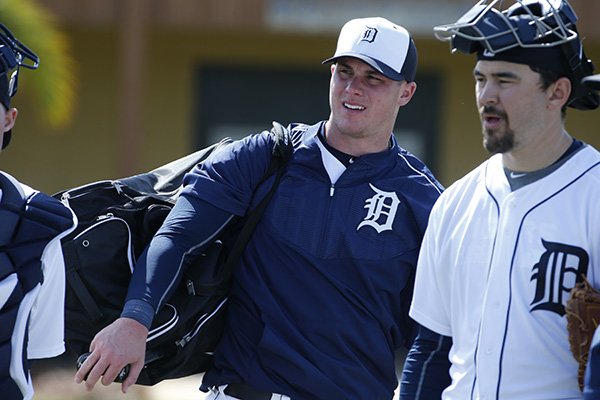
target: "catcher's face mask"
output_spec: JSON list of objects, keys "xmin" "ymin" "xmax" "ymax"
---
[
  {"xmin": 0, "ymin": 23, "xmax": 39, "ymax": 149},
  {"xmin": 434, "ymin": 0, "xmax": 578, "ymax": 54},
  {"xmin": 583, "ymin": 74, "xmax": 600, "ymax": 91},
  {"xmin": 434, "ymin": 0, "xmax": 599, "ymax": 111}
]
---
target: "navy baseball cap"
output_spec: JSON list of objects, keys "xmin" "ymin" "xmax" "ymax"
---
[
  {"xmin": 322, "ymin": 17, "xmax": 418, "ymax": 82},
  {"xmin": 0, "ymin": 74, "xmax": 12, "ymax": 149}
]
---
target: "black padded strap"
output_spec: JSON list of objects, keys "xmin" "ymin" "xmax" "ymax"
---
[
  {"xmin": 63, "ymin": 240, "xmax": 105, "ymax": 323},
  {"xmin": 219, "ymin": 121, "xmax": 293, "ymax": 279}
]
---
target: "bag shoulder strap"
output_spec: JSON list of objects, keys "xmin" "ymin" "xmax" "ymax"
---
[{"xmin": 220, "ymin": 121, "xmax": 293, "ymax": 276}]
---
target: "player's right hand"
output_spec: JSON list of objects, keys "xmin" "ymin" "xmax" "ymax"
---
[{"xmin": 74, "ymin": 317, "xmax": 148, "ymax": 394}]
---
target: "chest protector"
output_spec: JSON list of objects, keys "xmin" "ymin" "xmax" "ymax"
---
[{"xmin": 0, "ymin": 171, "xmax": 74, "ymax": 397}]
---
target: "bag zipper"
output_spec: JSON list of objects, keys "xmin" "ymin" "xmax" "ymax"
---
[
  {"xmin": 175, "ymin": 297, "xmax": 228, "ymax": 348},
  {"xmin": 59, "ymin": 180, "xmax": 114, "ymax": 206}
]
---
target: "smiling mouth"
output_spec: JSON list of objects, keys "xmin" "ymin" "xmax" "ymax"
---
[{"xmin": 344, "ymin": 102, "xmax": 365, "ymax": 111}]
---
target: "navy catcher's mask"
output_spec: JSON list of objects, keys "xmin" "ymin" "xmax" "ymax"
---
[
  {"xmin": 0, "ymin": 23, "xmax": 39, "ymax": 148},
  {"xmin": 434, "ymin": 0, "xmax": 599, "ymax": 111},
  {"xmin": 583, "ymin": 74, "xmax": 600, "ymax": 92}
]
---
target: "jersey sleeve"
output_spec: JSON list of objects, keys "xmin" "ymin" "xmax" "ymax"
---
[
  {"xmin": 585, "ymin": 327, "xmax": 600, "ymax": 398},
  {"xmin": 125, "ymin": 131, "xmax": 277, "ymax": 319},
  {"xmin": 181, "ymin": 131, "xmax": 275, "ymax": 216},
  {"xmin": 27, "ymin": 239, "xmax": 66, "ymax": 359},
  {"xmin": 399, "ymin": 324, "xmax": 452, "ymax": 399},
  {"xmin": 409, "ymin": 198, "xmax": 453, "ymax": 337},
  {"xmin": 125, "ymin": 195, "xmax": 234, "ymax": 319}
]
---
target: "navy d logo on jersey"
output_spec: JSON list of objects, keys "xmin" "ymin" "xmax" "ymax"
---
[
  {"xmin": 530, "ymin": 239, "xmax": 589, "ymax": 316},
  {"xmin": 357, "ymin": 184, "xmax": 399, "ymax": 233}
]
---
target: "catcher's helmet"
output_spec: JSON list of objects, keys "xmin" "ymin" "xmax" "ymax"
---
[
  {"xmin": 0, "ymin": 23, "xmax": 39, "ymax": 148},
  {"xmin": 582, "ymin": 74, "xmax": 600, "ymax": 91},
  {"xmin": 434, "ymin": 0, "xmax": 599, "ymax": 111}
]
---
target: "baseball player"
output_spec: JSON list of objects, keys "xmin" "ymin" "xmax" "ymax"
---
[
  {"xmin": 582, "ymin": 73, "xmax": 600, "ymax": 399},
  {"xmin": 400, "ymin": 1, "xmax": 600, "ymax": 399},
  {"xmin": 0, "ymin": 24, "xmax": 77, "ymax": 400},
  {"xmin": 75, "ymin": 17, "xmax": 444, "ymax": 399}
]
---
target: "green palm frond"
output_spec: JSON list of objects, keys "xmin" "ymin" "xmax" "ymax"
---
[{"xmin": 0, "ymin": 0, "xmax": 76, "ymax": 129}]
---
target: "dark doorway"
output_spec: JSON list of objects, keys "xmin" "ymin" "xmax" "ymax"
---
[{"xmin": 195, "ymin": 66, "xmax": 441, "ymax": 173}]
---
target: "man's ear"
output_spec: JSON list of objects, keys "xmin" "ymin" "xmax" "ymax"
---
[
  {"xmin": 398, "ymin": 81, "xmax": 417, "ymax": 107},
  {"xmin": 547, "ymin": 77, "xmax": 571, "ymax": 110},
  {"xmin": 3, "ymin": 107, "xmax": 17, "ymax": 133}
]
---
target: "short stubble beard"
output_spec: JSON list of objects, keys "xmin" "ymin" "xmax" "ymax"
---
[
  {"xmin": 481, "ymin": 105, "xmax": 515, "ymax": 154},
  {"xmin": 483, "ymin": 127, "xmax": 515, "ymax": 154}
]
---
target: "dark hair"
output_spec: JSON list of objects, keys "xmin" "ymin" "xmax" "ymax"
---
[{"xmin": 530, "ymin": 65, "xmax": 567, "ymax": 119}]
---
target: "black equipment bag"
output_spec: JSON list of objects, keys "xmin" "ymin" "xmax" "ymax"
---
[{"xmin": 54, "ymin": 122, "xmax": 293, "ymax": 385}]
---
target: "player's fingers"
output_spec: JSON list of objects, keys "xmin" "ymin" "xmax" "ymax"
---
[
  {"xmin": 121, "ymin": 361, "xmax": 143, "ymax": 393},
  {"xmin": 83, "ymin": 358, "xmax": 109, "ymax": 391},
  {"xmin": 100, "ymin": 363, "xmax": 126, "ymax": 386},
  {"xmin": 74, "ymin": 352, "xmax": 99, "ymax": 384}
]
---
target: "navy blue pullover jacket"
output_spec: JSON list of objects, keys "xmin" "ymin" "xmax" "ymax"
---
[{"xmin": 125, "ymin": 122, "xmax": 443, "ymax": 399}]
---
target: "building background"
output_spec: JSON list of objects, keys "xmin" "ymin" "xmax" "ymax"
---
[
  {"xmin": 3, "ymin": 1, "xmax": 597, "ymax": 398},
  {"xmin": 2, "ymin": 0, "xmax": 599, "ymax": 193}
]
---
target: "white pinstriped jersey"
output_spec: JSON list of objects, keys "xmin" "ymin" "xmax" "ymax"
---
[{"xmin": 410, "ymin": 144, "xmax": 600, "ymax": 399}]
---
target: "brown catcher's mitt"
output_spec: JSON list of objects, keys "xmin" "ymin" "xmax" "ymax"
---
[{"xmin": 565, "ymin": 276, "xmax": 600, "ymax": 391}]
